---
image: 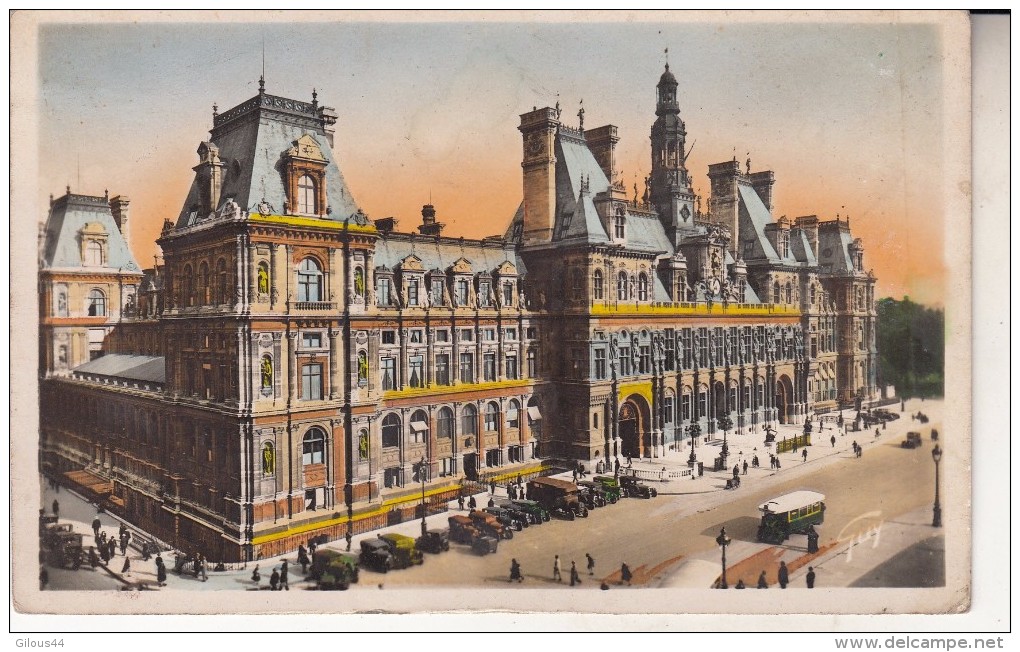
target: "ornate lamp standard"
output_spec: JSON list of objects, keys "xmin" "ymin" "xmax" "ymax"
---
[
  {"xmin": 414, "ymin": 457, "xmax": 428, "ymax": 536},
  {"xmin": 931, "ymin": 444, "xmax": 942, "ymax": 527},
  {"xmin": 716, "ymin": 527, "xmax": 732, "ymax": 589},
  {"xmin": 717, "ymin": 414, "xmax": 733, "ymax": 461},
  {"xmin": 687, "ymin": 423, "xmax": 701, "ymax": 466}
]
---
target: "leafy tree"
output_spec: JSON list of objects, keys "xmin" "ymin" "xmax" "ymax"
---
[{"xmin": 876, "ymin": 297, "xmax": 944, "ymax": 398}]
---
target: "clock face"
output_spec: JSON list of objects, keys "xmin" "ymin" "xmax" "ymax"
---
[{"xmin": 680, "ymin": 205, "xmax": 691, "ymax": 222}]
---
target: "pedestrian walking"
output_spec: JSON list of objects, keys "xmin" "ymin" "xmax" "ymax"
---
[
  {"xmin": 297, "ymin": 545, "xmax": 310, "ymax": 574},
  {"xmin": 52, "ymin": 499, "xmax": 59, "ymax": 518},
  {"xmin": 92, "ymin": 516, "xmax": 101, "ymax": 538},
  {"xmin": 156, "ymin": 556, "xmax": 167, "ymax": 586},
  {"xmin": 614, "ymin": 457, "xmax": 620, "ymax": 475},
  {"xmin": 270, "ymin": 568, "xmax": 280, "ymax": 591},
  {"xmin": 457, "ymin": 494, "xmax": 465, "ymax": 510},
  {"xmin": 121, "ymin": 556, "xmax": 131, "ymax": 575},
  {"xmin": 802, "ymin": 449, "xmax": 808, "ymax": 462},
  {"xmin": 99, "ymin": 543, "xmax": 110, "ymax": 564},
  {"xmin": 572, "ymin": 468, "xmax": 578, "ymax": 483},
  {"xmin": 742, "ymin": 461, "xmax": 748, "ymax": 475},
  {"xmin": 586, "ymin": 553, "xmax": 595, "ymax": 576},
  {"xmin": 99, "ymin": 530, "xmax": 107, "ymax": 548},
  {"xmin": 830, "ymin": 434, "xmax": 836, "ymax": 448},
  {"xmin": 757, "ymin": 571, "xmax": 768, "ymax": 589},
  {"xmin": 509, "ymin": 558, "xmax": 523, "ymax": 583},
  {"xmin": 553, "ymin": 555, "xmax": 562, "ymax": 582},
  {"xmin": 806, "ymin": 566, "xmax": 816, "ymax": 589},
  {"xmin": 508, "ymin": 484, "xmax": 516, "ymax": 500},
  {"xmin": 520, "ymin": 485, "xmax": 527, "ymax": 500},
  {"xmin": 620, "ymin": 563, "xmax": 632, "ymax": 586},
  {"xmin": 199, "ymin": 554, "xmax": 208, "ymax": 581},
  {"xmin": 775, "ymin": 458, "xmax": 782, "ymax": 469},
  {"xmin": 120, "ymin": 532, "xmax": 131, "ymax": 555},
  {"xmin": 40, "ymin": 566, "xmax": 49, "ymax": 590},
  {"xmin": 735, "ymin": 579, "xmax": 746, "ymax": 589},
  {"xmin": 570, "ymin": 561, "xmax": 580, "ymax": 586},
  {"xmin": 89, "ymin": 547, "xmax": 100, "ymax": 569},
  {"xmin": 280, "ymin": 560, "xmax": 289, "ymax": 590},
  {"xmin": 346, "ymin": 530, "xmax": 353, "ymax": 552},
  {"xmin": 251, "ymin": 564, "xmax": 261, "ymax": 585},
  {"xmin": 778, "ymin": 561, "xmax": 789, "ymax": 588},
  {"xmin": 108, "ymin": 538, "xmax": 117, "ymax": 560},
  {"xmin": 468, "ymin": 495, "xmax": 477, "ymax": 510},
  {"xmin": 733, "ymin": 464, "xmax": 740, "ymax": 478},
  {"xmin": 487, "ymin": 497, "xmax": 495, "ymax": 508},
  {"xmin": 490, "ymin": 480, "xmax": 496, "ymax": 495}
]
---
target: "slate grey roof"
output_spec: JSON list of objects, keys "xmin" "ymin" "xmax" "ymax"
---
[
  {"xmin": 626, "ymin": 212, "xmax": 673, "ymax": 254},
  {"xmin": 373, "ymin": 235, "xmax": 520, "ymax": 276},
  {"xmin": 556, "ymin": 189, "xmax": 609, "ymax": 244},
  {"xmin": 738, "ymin": 183, "xmax": 781, "ymax": 263},
  {"xmin": 73, "ymin": 354, "xmax": 166, "ymax": 384},
  {"xmin": 790, "ymin": 229, "xmax": 818, "ymax": 266},
  {"xmin": 176, "ymin": 92, "xmax": 360, "ymax": 227},
  {"xmin": 41, "ymin": 194, "xmax": 141, "ymax": 272},
  {"xmin": 817, "ymin": 226, "xmax": 856, "ymax": 275}
]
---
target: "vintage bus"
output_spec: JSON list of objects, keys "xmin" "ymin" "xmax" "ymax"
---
[{"xmin": 756, "ymin": 490, "xmax": 826, "ymax": 544}]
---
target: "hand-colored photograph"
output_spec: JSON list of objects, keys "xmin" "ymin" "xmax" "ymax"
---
[{"xmin": 12, "ymin": 10, "xmax": 975, "ymax": 622}]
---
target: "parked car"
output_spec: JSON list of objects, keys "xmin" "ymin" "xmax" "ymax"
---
[
  {"xmin": 310, "ymin": 549, "xmax": 359, "ymax": 589},
  {"xmin": 591, "ymin": 476, "xmax": 623, "ymax": 503},
  {"xmin": 901, "ymin": 432, "xmax": 923, "ymax": 449},
  {"xmin": 447, "ymin": 515, "xmax": 498, "ymax": 555},
  {"xmin": 618, "ymin": 475, "xmax": 658, "ymax": 498},
  {"xmin": 576, "ymin": 483, "xmax": 606, "ymax": 509},
  {"xmin": 469, "ymin": 510, "xmax": 514, "ymax": 539},
  {"xmin": 378, "ymin": 533, "xmax": 424, "ymax": 568},
  {"xmin": 508, "ymin": 499, "xmax": 550, "ymax": 524},
  {"xmin": 491, "ymin": 499, "xmax": 533, "ymax": 527},
  {"xmin": 471, "ymin": 534, "xmax": 499, "ymax": 555},
  {"xmin": 526, "ymin": 477, "xmax": 589, "ymax": 520},
  {"xmin": 359, "ymin": 538, "xmax": 394, "ymax": 572},
  {"xmin": 578, "ymin": 480, "xmax": 615, "ymax": 506},
  {"xmin": 415, "ymin": 529, "xmax": 450, "ymax": 554},
  {"xmin": 484, "ymin": 506, "xmax": 527, "ymax": 531}
]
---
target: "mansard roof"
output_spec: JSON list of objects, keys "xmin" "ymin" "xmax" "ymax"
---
[
  {"xmin": 373, "ymin": 233, "xmax": 521, "ymax": 279},
  {"xmin": 41, "ymin": 192, "xmax": 141, "ymax": 272},
  {"xmin": 73, "ymin": 353, "xmax": 165, "ymax": 384}
]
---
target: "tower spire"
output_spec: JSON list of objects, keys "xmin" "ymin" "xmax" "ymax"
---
[{"xmin": 259, "ymin": 36, "xmax": 266, "ymax": 94}]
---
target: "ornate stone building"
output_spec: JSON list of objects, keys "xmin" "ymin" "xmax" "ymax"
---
[{"xmin": 39, "ymin": 67, "xmax": 877, "ymax": 561}]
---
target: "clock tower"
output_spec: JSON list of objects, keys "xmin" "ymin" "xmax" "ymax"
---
[
  {"xmin": 519, "ymin": 106, "xmax": 561, "ymax": 245},
  {"xmin": 649, "ymin": 64, "xmax": 698, "ymax": 245}
]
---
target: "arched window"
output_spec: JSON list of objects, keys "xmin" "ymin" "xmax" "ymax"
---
[
  {"xmin": 87, "ymin": 289, "xmax": 107, "ymax": 317},
  {"xmin": 261, "ymin": 442, "xmax": 275, "ymax": 475},
  {"xmin": 353, "ymin": 267, "xmax": 365, "ymax": 297},
  {"xmin": 382, "ymin": 413, "xmax": 401, "ymax": 448},
  {"xmin": 260, "ymin": 355, "xmax": 273, "ymax": 390},
  {"xmin": 461, "ymin": 404, "xmax": 478, "ymax": 436},
  {"xmin": 809, "ymin": 284, "xmax": 816, "ymax": 305},
  {"xmin": 773, "ymin": 281, "xmax": 781, "ymax": 304},
  {"xmin": 297, "ymin": 258, "xmax": 323, "ymax": 302},
  {"xmin": 697, "ymin": 384, "xmax": 708, "ymax": 420},
  {"xmin": 216, "ymin": 259, "xmax": 228, "ymax": 305},
  {"xmin": 484, "ymin": 402, "xmax": 499, "ymax": 431},
  {"xmin": 437, "ymin": 407, "xmax": 454, "ymax": 439},
  {"xmin": 298, "ymin": 174, "xmax": 317, "ymax": 214},
  {"xmin": 593, "ymin": 269, "xmax": 604, "ymax": 300},
  {"xmin": 183, "ymin": 265, "xmax": 194, "ymax": 307},
  {"xmin": 614, "ymin": 210, "xmax": 626, "ymax": 239},
  {"xmin": 198, "ymin": 261, "xmax": 210, "ymax": 304},
  {"xmin": 785, "ymin": 282, "xmax": 793, "ymax": 304},
  {"xmin": 507, "ymin": 399, "xmax": 521, "ymax": 429},
  {"xmin": 302, "ymin": 427, "xmax": 325, "ymax": 465},
  {"xmin": 257, "ymin": 262, "xmax": 270, "ymax": 295},
  {"xmin": 638, "ymin": 273, "xmax": 649, "ymax": 301},
  {"xmin": 410, "ymin": 409, "xmax": 429, "ymax": 444},
  {"xmin": 617, "ymin": 272, "xmax": 629, "ymax": 301},
  {"xmin": 85, "ymin": 241, "xmax": 103, "ymax": 266}
]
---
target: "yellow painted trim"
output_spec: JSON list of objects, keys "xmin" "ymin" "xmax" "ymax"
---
[
  {"xmin": 249, "ymin": 213, "xmax": 377, "ymax": 234},
  {"xmin": 590, "ymin": 303, "xmax": 800, "ymax": 318},
  {"xmin": 618, "ymin": 382, "xmax": 653, "ymax": 405},
  {"xmin": 383, "ymin": 379, "xmax": 531, "ymax": 401},
  {"xmin": 484, "ymin": 463, "xmax": 550, "ymax": 485}
]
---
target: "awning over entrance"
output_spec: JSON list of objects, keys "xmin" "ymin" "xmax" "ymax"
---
[
  {"xmin": 409, "ymin": 420, "xmax": 429, "ymax": 432},
  {"xmin": 527, "ymin": 406, "xmax": 542, "ymax": 420}
]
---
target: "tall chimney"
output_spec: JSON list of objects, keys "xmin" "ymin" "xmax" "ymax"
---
[
  {"xmin": 110, "ymin": 195, "xmax": 131, "ymax": 245},
  {"xmin": 519, "ymin": 107, "xmax": 560, "ymax": 245},
  {"xmin": 585, "ymin": 125, "xmax": 619, "ymax": 181},
  {"xmin": 418, "ymin": 204, "xmax": 444, "ymax": 236}
]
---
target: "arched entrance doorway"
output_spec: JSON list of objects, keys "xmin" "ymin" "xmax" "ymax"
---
[
  {"xmin": 619, "ymin": 394, "xmax": 651, "ymax": 459},
  {"xmin": 776, "ymin": 375, "xmax": 795, "ymax": 424}
]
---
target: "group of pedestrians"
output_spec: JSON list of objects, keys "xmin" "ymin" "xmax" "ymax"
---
[
  {"xmin": 738, "ymin": 561, "xmax": 816, "ymax": 589},
  {"xmin": 251, "ymin": 559, "xmax": 290, "ymax": 590},
  {"xmin": 510, "ymin": 552, "xmax": 631, "ymax": 588}
]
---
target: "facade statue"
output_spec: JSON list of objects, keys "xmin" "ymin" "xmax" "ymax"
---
[
  {"xmin": 262, "ymin": 443, "xmax": 275, "ymax": 475},
  {"xmin": 257, "ymin": 264, "xmax": 270, "ymax": 295},
  {"xmin": 261, "ymin": 356, "xmax": 273, "ymax": 389}
]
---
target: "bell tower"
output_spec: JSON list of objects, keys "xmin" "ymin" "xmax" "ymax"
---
[{"xmin": 649, "ymin": 63, "xmax": 697, "ymax": 245}]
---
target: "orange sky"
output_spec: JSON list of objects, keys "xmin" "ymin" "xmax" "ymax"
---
[{"xmin": 35, "ymin": 15, "xmax": 956, "ymax": 305}]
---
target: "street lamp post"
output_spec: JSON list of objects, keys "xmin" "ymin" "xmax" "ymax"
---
[
  {"xmin": 416, "ymin": 457, "xmax": 428, "ymax": 536},
  {"xmin": 931, "ymin": 444, "xmax": 942, "ymax": 527},
  {"xmin": 716, "ymin": 526, "xmax": 732, "ymax": 589},
  {"xmin": 687, "ymin": 423, "xmax": 701, "ymax": 466},
  {"xmin": 717, "ymin": 414, "xmax": 733, "ymax": 461}
]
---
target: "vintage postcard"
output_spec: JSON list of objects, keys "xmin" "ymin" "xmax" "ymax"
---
[{"xmin": 11, "ymin": 10, "xmax": 979, "ymax": 627}]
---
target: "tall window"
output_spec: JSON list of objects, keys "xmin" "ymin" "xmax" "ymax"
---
[
  {"xmin": 478, "ymin": 281, "xmax": 491, "ymax": 307},
  {"xmin": 619, "ymin": 345, "xmax": 631, "ymax": 376},
  {"xmin": 301, "ymin": 363, "xmax": 323, "ymax": 400},
  {"xmin": 773, "ymin": 281, "xmax": 781, "ymax": 304},
  {"xmin": 483, "ymin": 353, "xmax": 497, "ymax": 382},
  {"xmin": 409, "ymin": 355, "xmax": 424, "ymax": 388},
  {"xmin": 382, "ymin": 413, "xmax": 401, "ymax": 448},
  {"xmin": 377, "ymin": 277, "xmax": 392, "ymax": 306},
  {"xmin": 302, "ymin": 428, "xmax": 325, "ymax": 464},
  {"xmin": 484, "ymin": 402, "xmax": 499, "ymax": 431},
  {"xmin": 436, "ymin": 354, "xmax": 451, "ymax": 385},
  {"xmin": 664, "ymin": 396, "xmax": 675, "ymax": 426},
  {"xmin": 407, "ymin": 278, "xmax": 419, "ymax": 306},
  {"xmin": 526, "ymin": 349, "xmax": 537, "ymax": 377},
  {"xmin": 639, "ymin": 345, "xmax": 651, "ymax": 374},
  {"xmin": 638, "ymin": 273, "xmax": 649, "ymax": 301},
  {"xmin": 617, "ymin": 272, "xmax": 629, "ymax": 300},
  {"xmin": 437, "ymin": 407, "xmax": 454, "ymax": 439},
  {"xmin": 85, "ymin": 241, "xmax": 104, "ymax": 266},
  {"xmin": 216, "ymin": 259, "xmax": 228, "ymax": 304},
  {"xmin": 786, "ymin": 283, "xmax": 793, "ymax": 304},
  {"xmin": 593, "ymin": 269, "xmax": 604, "ymax": 300},
  {"xmin": 681, "ymin": 390, "xmax": 692, "ymax": 422},
  {"xmin": 697, "ymin": 386, "xmax": 708, "ymax": 419},
  {"xmin": 298, "ymin": 258, "xmax": 323, "ymax": 302},
  {"xmin": 381, "ymin": 358, "xmax": 396, "ymax": 391},
  {"xmin": 507, "ymin": 399, "xmax": 521, "ymax": 429},
  {"xmin": 505, "ymin": 355, "xmax": 518, "ymax": 380},
  {"xmin": 298, "ymin": 174, "xmax": 317, "ymax": 214},
  {"xmin": 614, "ymin": 212, "xmax": 626, "ymax": 239},
  {"xmin": 431, "ymin": 279, "xmax": 445, "ymax": 305},
  {"xmin": 459, "ymin": 352, "xmax": 474, "ymax": 383},
  {"xmin": 455, "ymin": 279, "xmax": 469, "ymax": 306},
  {"xmin": 461, "ymin": 404, "xmax": 478, "ymax": 436},
  {"xmin": 410, "ymin": 409, "xmax": 429, "ymax": 443},
  {"xmin": 198, "ymin": 262, "xmax": 210, "ymax": 304},
  {"xmin": 594, "ymin": 348, "xmax": 606, "ymax": 380},
  {"xmin": 502, "ymin": 282, "xmax": 514, "ymax": 306},
  {"xmin": 87, "ymin": 289, "xmax": 107, "ymax": 317}
]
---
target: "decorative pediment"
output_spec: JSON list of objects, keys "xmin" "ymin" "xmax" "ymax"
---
[
  {"xmin": 494, "ymin": 260, "xmax": 518, "ymax": 276},
  {"xmin": 80, "ymin": 222, "xmax": 108, "ymax": 237},
  {"xmin": 399, "ymin": 255, "xmax": 425, "ymax": 272},
  {"xmin": 448, "ymin": 257, "xmax": 473, "ymax": 274},
  {"xmin": 287, "ymin": 133, "xmax": 327, "ymax": 162}
]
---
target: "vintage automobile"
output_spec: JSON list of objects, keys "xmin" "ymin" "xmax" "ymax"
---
[
  {"xmin": 526, "ymin": 477, "xmax": 589, "ymax": 520},
  {"xmin": 378, "ymin": 533, "xmax": 424, "ymax": 568},
  {"xmin": 508, "ymin": 499, "xmax": 550, "ymax": 524},
  {"xmin": 359, "ymin": 538, "xmax": 394, "ymax": 572},
  {"xmin": 310, "ymin": 549, "xmax": 360, "ymax": 589},
  {"xmin": 42, "ymin": 523, "xmax": 83, "ymax": 569},
  {"xmin": 576, "ymin": 483, "xmax": 607, "ymax": 509},
  {"xmin": 415, "ymin": 529, "xmax": 451, "ymax": 554},
  {"xmin": 618, "ymin": 475, "xmax": 658, "ymax": 498},
  {"xmin": 472, "ymin": 534, "xmax": 500, "ymax": 555},
  {"xmin": 483, "ymin": 506, "xmax": 528, "ymax": 531},
  {"xmin": 578, "ymin": 480, "xmax": 615, "ymax": 505},
  {"xmin": 873, "ymin": 409, "xmax": 900, "ymax": 422},
  {"xmin": 448, "ymin": 515, "xmax": 499, "ymax": 555},
  {"xmin": 591, "ymin": 476, "xmax": 624, "ymax": 503},
  {"xmin": 756, "ymin": 490, "xmax": 826, "ymax": 544},
  {"xmin": 901, "ymin": 431, "xmax": 923, "ymax": 449},
  {"xmin": 469, "ymin": 510, "xmax": 514, "ymax": 539}
]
